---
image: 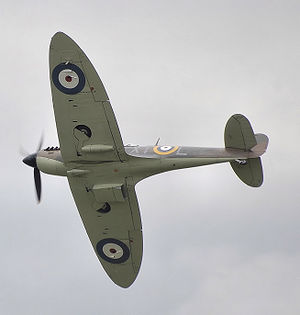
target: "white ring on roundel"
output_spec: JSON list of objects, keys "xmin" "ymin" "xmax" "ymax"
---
[
  {"xmin": 160, "ymin": 146, "xmax": 172, "ymax": 151},
  {"xmin": 58, "ymin": 69, "xmax": 79, "ymax": 89},
  {"xmin": 102, "ymin": 243, "xmax": 124, "ymax": 259}
]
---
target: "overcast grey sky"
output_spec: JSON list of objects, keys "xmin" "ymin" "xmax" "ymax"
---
[{"xmin": 1, "ymin": 1, "xmax": 300, "ymax": 314}]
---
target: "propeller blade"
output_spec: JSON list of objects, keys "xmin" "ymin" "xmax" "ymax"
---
[
  {"xmin": 23, "ymin": 135, "xmax": 44, "ymax": 203},
  {"xmin": 34, "ymin": 167, "xmax": 42, "ymax": 203},
  {"xmin": 36, "ymin": 134, "xmax": 44, "ymax": 152},
  {"xmin": 19, "ymin": 146, "xmax": 29, "ymax": 157}
]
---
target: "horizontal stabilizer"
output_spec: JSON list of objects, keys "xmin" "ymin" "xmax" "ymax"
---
[
  {"xmin": 225, "ymin": 114, "xmax": 257, "ymax": 150},
  {"xmin": 230, "ymin": 157, "xmax": 263, "ymax": 187}
]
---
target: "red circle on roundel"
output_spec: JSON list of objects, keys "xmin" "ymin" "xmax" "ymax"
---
[
  {"xmin": 109, "ymin": 248, "xmax": 117, "ymax": 254},
  {"xmin": 65, "ymin": 75, "xmax": 72, "ymax": 82}
]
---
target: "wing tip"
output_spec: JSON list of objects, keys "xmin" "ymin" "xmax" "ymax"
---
[
  {"xmin": 51, "ymin": 31, "xmax": 69, "ymax": 40},
  {"xmin": 116, "ymin": 281, "xmax": 134, "ymax": 289},
  {"xmin": 52, "ymin": 31, "xmax": 69, "ymax": 38},
  {"xmin": 111, "ymin": 275, "xmax": 137, "ymax": 288},
  {"xmin": 50, "ymin": 31, "xmax": 78, "ymax": 50},
  {"xmin": 103, "ymin": 261, "xmax": 140, "ymax": 288}
]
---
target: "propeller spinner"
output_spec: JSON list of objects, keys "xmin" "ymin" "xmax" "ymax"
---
[{"xmin": 22, "ymin": 136, "xmax": 43, "ymax": 203}]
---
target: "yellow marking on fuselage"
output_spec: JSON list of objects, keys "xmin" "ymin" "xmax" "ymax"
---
[{"xmin": 153, "ymin": 146, "xmax": 179, "ymax": 155}]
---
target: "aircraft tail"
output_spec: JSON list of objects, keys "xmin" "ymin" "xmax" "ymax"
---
[{"xmin": 224, "ymin": 114, "xmax": 269, "ymax": 187}]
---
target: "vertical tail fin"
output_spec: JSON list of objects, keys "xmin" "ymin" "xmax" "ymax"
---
[{"xmin": 225, "ymin": 114, "xmax": 268, "ymax": 187}]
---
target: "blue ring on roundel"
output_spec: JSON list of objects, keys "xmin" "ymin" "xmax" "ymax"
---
[
  {"xmin": 52, "ymin": 63, "xmax": 86, "ymax": 94},
  {"xmin": 96, "ymin": 238, "xmax": 130, "ymax": 264}
]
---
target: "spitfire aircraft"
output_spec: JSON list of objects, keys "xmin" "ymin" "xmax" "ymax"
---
[{"xmin": 23, "ymin": 32, "xmax": 269, "ymax": 288}]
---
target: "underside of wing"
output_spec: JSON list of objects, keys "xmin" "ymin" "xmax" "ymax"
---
[
  {"xmin": 67, "ymin": 173, "xmax": 143, "ymax": 288},
  {"xmin": 49, "ymin": 32, "xmax": 127, "ymax": 163}
]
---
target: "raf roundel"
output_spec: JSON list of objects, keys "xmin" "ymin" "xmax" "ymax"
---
[
  {"xmin": 96, "ymin": 238, "xmax": 130, "ymax": 264},
  {"xmin": 153, "ymin": 145, "xmax": 179, "ymax": 155},
  {"xmin": 52, "ymin": 63, "xmax": 86, "ymax": 94}
]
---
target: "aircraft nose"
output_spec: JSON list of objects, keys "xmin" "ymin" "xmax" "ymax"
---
[{"xmin": 23, "ymin": 153, "xmax": 37, "ymax": 168}]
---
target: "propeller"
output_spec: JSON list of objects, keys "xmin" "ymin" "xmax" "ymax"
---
[{"xmin": 22, "ymin": 135, "xmax": 44, "ymax": 203}]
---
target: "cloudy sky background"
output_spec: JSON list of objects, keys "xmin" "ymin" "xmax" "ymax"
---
[{"xmin": 1, "ymin": 1, "xmax": 300, "ymax": 314}]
